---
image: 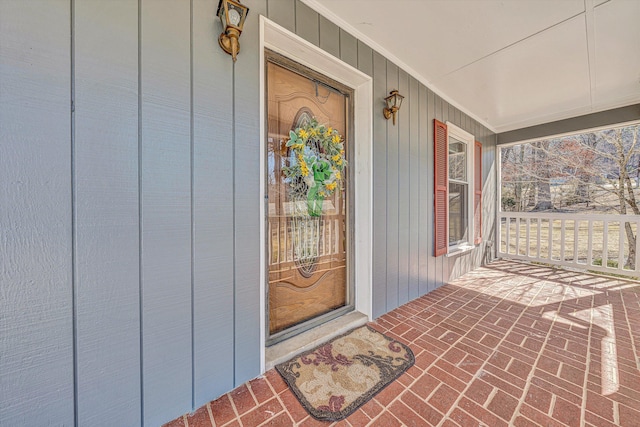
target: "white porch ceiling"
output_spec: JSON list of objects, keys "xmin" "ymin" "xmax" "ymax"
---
[{"xmin": 306, "ymin": 0, "xmax": 640, "ymax": 133}]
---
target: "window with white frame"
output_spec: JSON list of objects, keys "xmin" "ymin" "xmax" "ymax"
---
[
  {"xmin": 434, "ymin": 120, "xmax": 482, "ymax": 256},
  {"xmin": 448, "ymin": 123, "xmax": 474, "ymax": 249}
]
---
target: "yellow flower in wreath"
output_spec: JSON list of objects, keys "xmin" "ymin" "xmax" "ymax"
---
[{"xmin": 298, "ymin": 154, "xmax": 310, "ymax": 176}]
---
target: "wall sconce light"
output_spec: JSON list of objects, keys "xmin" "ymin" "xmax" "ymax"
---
[
  {"xmin": 217, "ymin": 0, "xmax": 249, "ymax": 62},
  {"xmin": 383, "ymin": 90, "xmax": 404, "ymax": 125}
]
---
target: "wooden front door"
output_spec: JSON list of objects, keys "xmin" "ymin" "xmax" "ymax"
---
[{"xmin": 266, "ymin": 53, "xmax": 352, "ymax": 342}]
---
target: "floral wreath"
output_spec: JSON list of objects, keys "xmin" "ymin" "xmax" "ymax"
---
[{"xmin": 282, "ymin": 118, "xmax": 347, "ymax": 216}]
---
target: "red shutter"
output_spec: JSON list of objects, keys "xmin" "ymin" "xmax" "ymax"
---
[
  {"xmin": 474, "ymin": 141, "xmax": 482, "ymax": 245},
  {"xmin": 434, "ymin": 120, "xmax": 448, "ymax": 256}
]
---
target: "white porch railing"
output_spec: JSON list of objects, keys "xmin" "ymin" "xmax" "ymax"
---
[{"xmin": 497, "ymin": 211, "xmax": 640, "ymax": 278}]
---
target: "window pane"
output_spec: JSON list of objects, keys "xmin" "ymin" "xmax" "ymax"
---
[
  {"xmin": 449, "ymin": 182, "xmax": 468, "ymax": 245},
  {"xmin": 449, "ymin": 137, "xmax": 467, "ymax": 182}
]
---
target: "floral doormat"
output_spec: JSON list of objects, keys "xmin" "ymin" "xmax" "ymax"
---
[{"xmin": 275, "ymin": 325, "xmax": 415, "ymax": 421}]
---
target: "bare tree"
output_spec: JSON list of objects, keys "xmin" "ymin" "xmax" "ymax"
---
[
  {"xmin": 531, "ymin": 141, "xmax": 554, "ymax": 211},
  {"xmin": 574, "ymin": 133, "xmax": 597, "ymax": 205},
  {"xmin": 500, "ymin": 124, "xmax": 640, "ymax": 269},
  {"xmin": 601, "ymin": 127, "xmax": 639, "ymax": 268}
]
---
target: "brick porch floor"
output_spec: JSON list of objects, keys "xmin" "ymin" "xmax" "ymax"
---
[{"xmin": 164, "ymin": 260, "xmax": 640, "ymax": 426}]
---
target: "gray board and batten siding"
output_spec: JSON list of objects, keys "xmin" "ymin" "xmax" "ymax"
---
[{"xmin": 0, "ymin": 0, "xmax": 496, "ymax": 426}]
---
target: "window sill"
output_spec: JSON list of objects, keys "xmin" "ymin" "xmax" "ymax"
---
[{"xmin": 446, "ymin": 244, "xmax": 475, "ymax": 257}]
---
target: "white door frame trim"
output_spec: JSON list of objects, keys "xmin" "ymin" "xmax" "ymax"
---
[{"xmin": 259, "ymin": 16, "xmax": 373, "ymax": 372}]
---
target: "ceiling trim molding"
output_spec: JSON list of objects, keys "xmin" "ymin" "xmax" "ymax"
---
[{"xmin": 300, "ymin": 0, "xmax": 498, "ymax": 134}]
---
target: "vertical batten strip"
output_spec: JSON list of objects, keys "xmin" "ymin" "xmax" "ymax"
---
[
  {"xmin": 397, "ymin": 69, "xmax": 410, "ymax": 305},
  {"xmin": 233, "ymin": 0, "xmax": 267, "ymax": 385},
  {"xmin": 192, "ymin": 0, "xmax": 234, "ymax": 406},
  {"xmin": 372, "ymin": 50, "xmax": 387, "ymax": 317},
  {"xmin": 426, "ymin": 89, "xmax": 437, "ymax": 290},
  {"xmin": 385, "ymin": 61, "xmax": 400, "ymax": 310},
  {"xmin": 189, "ymin": 0, "xmax": 195, "ymax": 409},
  {"xmin": 70, "ymin": 1, "xmax": 78, "ymax": 423},
  {"xmin": 408, "ymin": 77, "xmax": 420, "ymax": 300},
  {"xmin": 137, "ymin": 0, "xmax": 144, "ymax": 421},
  {"xmin": 232, "ymin": 56, "xmax": 238, "ymax": 388},
  {"xmin": 418, "ymin": 85, "xmax": 431, "ymax": 295}
]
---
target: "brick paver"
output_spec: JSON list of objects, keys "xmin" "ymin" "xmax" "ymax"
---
[{"xmin": 163, "ymin": 260, "xmax": 640, "ymax": 426}]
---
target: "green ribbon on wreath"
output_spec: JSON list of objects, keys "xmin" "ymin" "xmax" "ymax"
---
[{"xmin": 307, "ymin": 161, "xmax": 332, "ymax": 217}]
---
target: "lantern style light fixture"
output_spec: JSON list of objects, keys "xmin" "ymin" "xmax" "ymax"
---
[
  {"xmin": 217, "ymin": 0, "xmax": 249, "ymax": 62},
  {"xmin": 383, "ymin": 90, "xmax": 404, "ymax": 125}
]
